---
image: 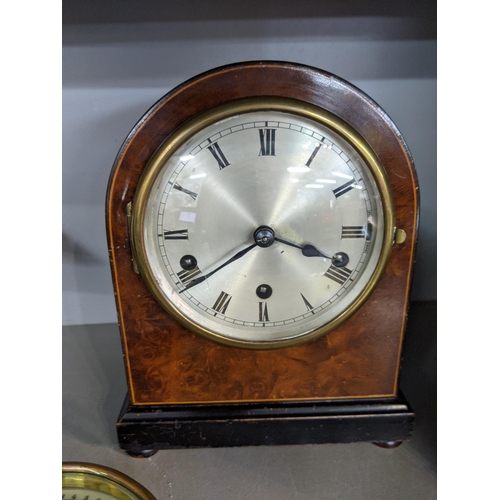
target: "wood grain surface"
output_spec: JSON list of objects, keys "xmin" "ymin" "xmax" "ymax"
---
[{"xmin": 106, "ymin": 62, "xmax": 419, "ymax": 405}]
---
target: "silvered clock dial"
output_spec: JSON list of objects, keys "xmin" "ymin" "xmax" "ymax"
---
[{"xmin": 131, "ymin": 97, "xmax": 395, "ymax": 348}]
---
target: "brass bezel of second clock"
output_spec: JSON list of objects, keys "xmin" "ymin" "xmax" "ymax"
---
[
  {"xmin": 62, "ymin": 462, "xmax": 157, "ymax": 500},
  {"xmin": 130, "ymin": 96, "xmax": 396, "ymax": 349}
]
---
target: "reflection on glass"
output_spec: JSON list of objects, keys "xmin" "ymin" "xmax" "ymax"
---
[
  {"xmin": 179, "ymin": 212, "xmax": 196, "ymax": 223},
  {"xmin": 332, "ymin": 172, "xmax": 353, "ymax": 180},
  {"xmin": 287, "ymin": 166, "xmax": 310, "ymax": 173}
]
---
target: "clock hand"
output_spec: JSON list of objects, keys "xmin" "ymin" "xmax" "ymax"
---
[
  {"xmin": 274, "ymin": 237, "xmax": 331, "ymax": 259},
  {"xmin": 179, "ymin": 243, "xmax": 258, "ymax": 292},
  {"xmin": 276, "ymin": 237, "xmax": 349, "ymax": 267}
]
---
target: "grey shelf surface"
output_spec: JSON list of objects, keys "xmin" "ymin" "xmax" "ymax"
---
[{"xmin": 62, "ymin": 301, "xmax": 436, "ymax": 499}]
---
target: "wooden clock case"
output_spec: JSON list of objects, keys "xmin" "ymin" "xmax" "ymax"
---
[{"xmin": 106, "ymin": 62, "xmax": 419, "ymax": 456}]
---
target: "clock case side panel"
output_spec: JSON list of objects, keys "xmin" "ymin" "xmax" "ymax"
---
[
  {"xmin": 104, "ymin": 74, "xmax": 216, "ymax": 401},
  {"xmin": 106, "ymin": 62, "xmax": 419, "ymax": 408}
]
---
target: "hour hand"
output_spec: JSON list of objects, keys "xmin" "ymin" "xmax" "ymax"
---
[{"xmin": 274, "ymin": 237, "xmax": 331, "ymax": 259}]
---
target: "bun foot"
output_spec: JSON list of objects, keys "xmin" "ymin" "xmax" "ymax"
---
[
  {"xmin": 373, "ymin": 441, "xmax": 403, "ymax": 449},
  {"xmin": 124, "ymin": 449, "xmax": 158, "ymax": 458}
]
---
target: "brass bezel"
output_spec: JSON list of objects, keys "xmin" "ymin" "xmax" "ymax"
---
[
  {"xmin": 62, "ymin": 462, "xmax": 157, "ymax": 500},
  {"xmin": 131, "ymin": 96, "xmax": 395, "ymax": 349}
]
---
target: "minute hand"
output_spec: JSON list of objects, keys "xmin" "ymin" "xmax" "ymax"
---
[
  {"xmin": 274, "ymin": 237, "xmax": 331, "ymax": 259},
  {"xmin": 179, "ymin": 243, "xmax": 258, "ymax": 292}
]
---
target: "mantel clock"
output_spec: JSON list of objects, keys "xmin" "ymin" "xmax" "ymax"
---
[{"xmin": 106, "ymin": 61, "xmax": 418, "ymax": 456}]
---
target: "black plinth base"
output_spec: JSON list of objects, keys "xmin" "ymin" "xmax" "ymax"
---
[{"xmin": 116, "ymin": 393, "xmax": 414, "ymax": 454}]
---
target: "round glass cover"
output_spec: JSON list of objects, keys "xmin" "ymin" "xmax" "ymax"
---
[{"xmin": 133, "ymin": 98, "xmax": 394, "ymax": 348}]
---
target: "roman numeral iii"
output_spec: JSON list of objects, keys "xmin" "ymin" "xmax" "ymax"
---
[
  {"xmin": 341, "ymin": 225, "xmax": 366, "ymax": 239},
  {"xmin": 324, "ymin": 265, "xmax": 353, "ymax": 285}
]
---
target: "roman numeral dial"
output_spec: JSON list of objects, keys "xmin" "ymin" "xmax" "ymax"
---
[{"xmin": 142, "ymin": 107, "xmax": 387, "ymax": 344}]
